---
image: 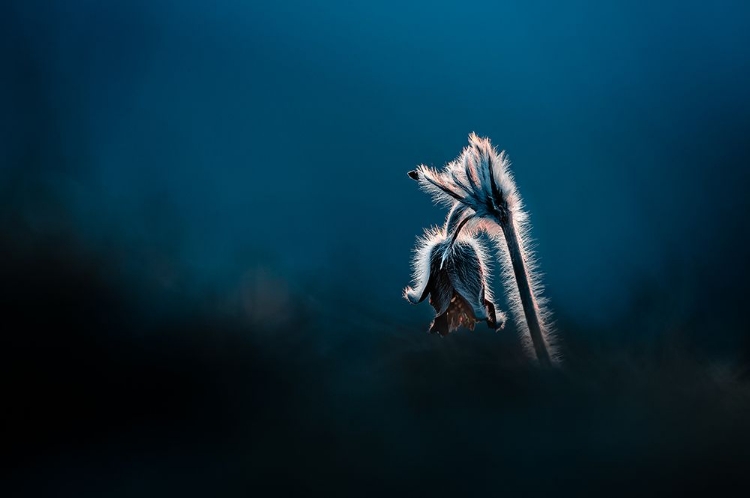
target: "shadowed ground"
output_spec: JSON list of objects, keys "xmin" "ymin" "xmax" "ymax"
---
[{"xmin": 2, "ymin": 211, "xmax": 749, "ymax": 497}]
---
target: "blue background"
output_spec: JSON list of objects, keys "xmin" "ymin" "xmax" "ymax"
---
[{"xmin": 3, "ymin": 1, "xmax": 750, "ymax": 496}]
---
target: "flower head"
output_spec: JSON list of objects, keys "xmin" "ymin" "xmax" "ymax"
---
[
  {"xmin": 408, "ymin": 133, "xmax": 521, "ymax": 260},
  {"xmin": 404, "ymin": 227, "xmax": 505, "ymax": 336}
]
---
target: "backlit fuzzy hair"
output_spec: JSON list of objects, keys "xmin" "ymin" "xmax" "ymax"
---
[
  {"xmin": 412, "ymin": 132, "xmax": 520, "ymax": 218},
  {"xmin": 409, "ymin": 134, "xmax": 558, "ymax": 364},
  {"xmin": 404, "ymin": 226, "xmax": 496, "ymax": 312},
  {"xmin": 490, "ymin": 217, "xmax": 559, "ymax": 363}
]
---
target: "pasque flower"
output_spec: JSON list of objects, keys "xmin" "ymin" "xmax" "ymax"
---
[
  {"xmin": 407, "ymin": 134, "xmax": 557, "ymax": 365},
  {"xmin": 404, "ymin": 226, "xmax": 505, "ymax": 336}
]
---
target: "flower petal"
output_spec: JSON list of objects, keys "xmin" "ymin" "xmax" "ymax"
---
[
  {"xmin": 404, "ymin": 228, "xmax": 444, "ymax": 304},
  {"xmin": 427, "ymin": 256, "xmax": 453, "ymax": 315},
  {"xmin": 446, "ymin": 240, "xmax": 489, "ymax": 321},
  {"xmin": 414, "ymin": 165, "xmax": 466, "ymax": 207},
  {"xmin": 429, "ymin": 312, "xmax": 450, "ymax": 336},
  {"xmin": 484, "ymin": 299, "xmax": 507, "ymax": 330}
]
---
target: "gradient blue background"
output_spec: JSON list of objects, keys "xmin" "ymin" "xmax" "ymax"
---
[{"xmin": 3, "ymin": 1, "xmax": 750, "ymax": 496}]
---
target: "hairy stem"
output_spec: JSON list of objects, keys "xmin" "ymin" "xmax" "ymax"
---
[{"xmin": 499, "ymin": 212, "xmax": 551, "ymax": 367}]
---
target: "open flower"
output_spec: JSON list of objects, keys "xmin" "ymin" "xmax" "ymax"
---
[{"xmin": 404, "ymin": 227, "xmax": 505, "ymax": 336}]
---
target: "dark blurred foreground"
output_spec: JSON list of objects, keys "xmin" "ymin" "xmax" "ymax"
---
[
  {"xmin": 2, "ymin": 201, "xmax": 749, "ymax": 498},
  {"xmin": 3, "ymin": 1, "xmax": 750, "ymax": 495}
]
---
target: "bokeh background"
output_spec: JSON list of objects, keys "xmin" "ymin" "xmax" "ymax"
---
[{"xmin": 2, "ymin": 1, "xmax": 750, "ymax": 496}]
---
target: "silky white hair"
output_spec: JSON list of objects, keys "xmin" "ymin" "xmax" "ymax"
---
[
  {"xmin": 410, "ymin": 134, "xmax": 558, "ymax": 364},
  {"xmin": 404, "ymin": 225, "xmax": 497, "ymax": 318}
]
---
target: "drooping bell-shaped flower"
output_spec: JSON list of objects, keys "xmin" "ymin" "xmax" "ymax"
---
[{"xmin": 404, "ymin": 227, "xmax": 505, "ymax": 336}]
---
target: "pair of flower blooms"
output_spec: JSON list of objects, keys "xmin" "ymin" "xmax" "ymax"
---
[{"xmin": 403, "ymin": 134, "xmax": 555, "ymax": 365}]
